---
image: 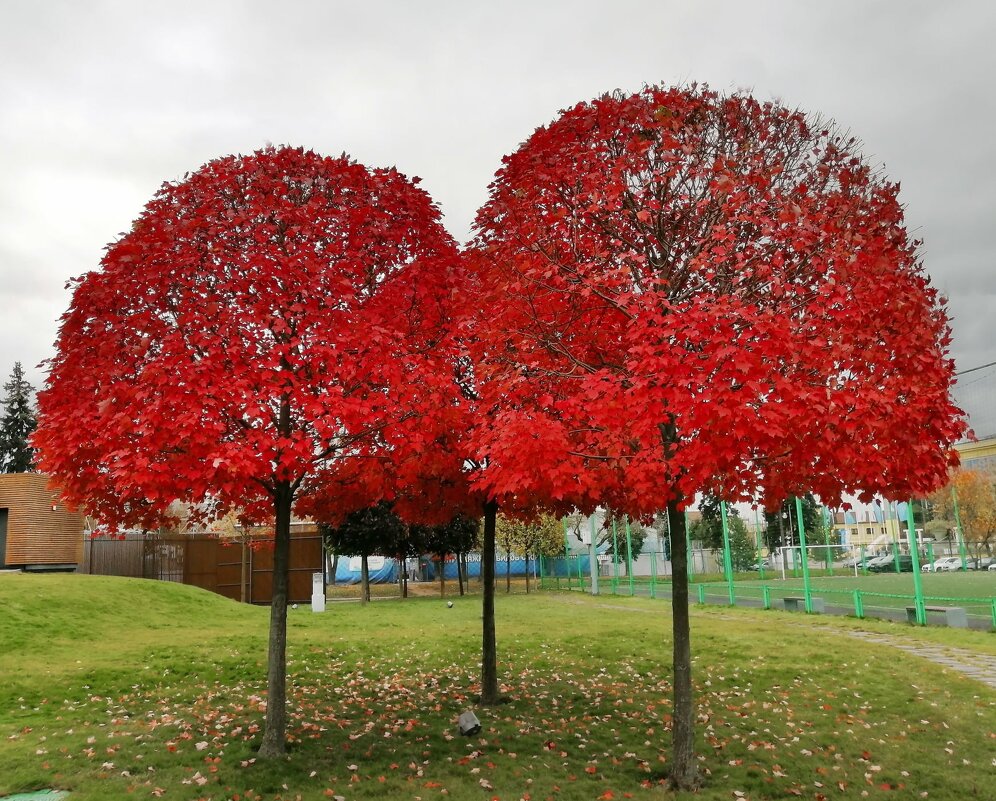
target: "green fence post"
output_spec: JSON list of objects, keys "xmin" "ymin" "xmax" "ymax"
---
[
  {"xmin": 649, "ymin": 549, "xmax": 657, "ymax": 599},
  {"xmin": 823, "ymin": 506, "xmax": 833, "ymax": 575},
  {"xmin": 853, "ymin": 589, "xmax": 864, "ymax": 619},
  {"xmin": 685, "ymin": 511, "xmax": 694, "ymax": 582},
  {"xmin": 625, "ymin": 516, "xmax": 635, "ymax": 596},
  {"xmin": 795, "ymin": 496, "xmax": 813, "ymax": 613},
  {"xmin": 892, "ymin": 539, "xmax": 901, "ymax": 574},
  {"xmin": 697, "ymin": 584, "xmax": 705, "ymax": 605},
  {"xmin": 611, "ymin": 518, "xmax": 620, "ymax": 594},
  {"xmin": 588, "ymin": 516, "xmax": 599, "ymax": 596},
  {"xmin": 990, "ymin": 598, "xmax": 996, "ymax": 630},
  {"xmin": 952, "ymin": 486, "xmax": 969, "ymax": 570},
  {"xmin": 720, "ymin": 500, "xmax": 735, "ymax": 605},
  {"xmin": 762, "ymin": 585, "xmax": 771, "ymax": 610},
  {"xmin": 562, "ymin": 519, "xmax": 572, "ymax": 590},
  {"xmin": 906, "ymin": 500, "xmax": 926, "ymax": 625},
  {"xmin": 755, "ymin": 508, "xmax": 766, "ymax": 580}
]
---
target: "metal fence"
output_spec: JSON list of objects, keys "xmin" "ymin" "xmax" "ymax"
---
[{"xmin": 80, "ymin": 528, "xmax": 322, "ymax": 604}]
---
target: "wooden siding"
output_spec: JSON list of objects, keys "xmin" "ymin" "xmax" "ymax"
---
[{"xmin": 0, "ymin": 473, "xmax": 85, "ymax": 567}]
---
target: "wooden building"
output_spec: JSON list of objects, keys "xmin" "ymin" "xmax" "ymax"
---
[{"xmin": 0, "ymin": 472, "xmax": 85, "ymax": 570}]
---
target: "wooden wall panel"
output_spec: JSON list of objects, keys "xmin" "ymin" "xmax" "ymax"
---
[{"xmin": 0, "ymin": 473, "xmax": 85, "ymax": 567}]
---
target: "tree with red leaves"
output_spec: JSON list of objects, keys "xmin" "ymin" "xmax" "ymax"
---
[
  {"xmin": 468, "ymin": 85, "xmax": 964, "ymax": 789},
  {"xmin": 34, "ymin": 146, "xmax": 464, "ymax": 757}
]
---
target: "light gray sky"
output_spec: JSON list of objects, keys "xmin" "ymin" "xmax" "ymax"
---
[{"xmin": 2, "ymin": 0, "xmax": 994, "ymax": 393}]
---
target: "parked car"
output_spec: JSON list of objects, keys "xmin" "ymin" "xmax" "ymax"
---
[
  {"xmin": 923, "ymin": 556, "xmax": 963, "ymax": 572},
  {"xmin": 968, "ymin": 556, "xmax": 995, "ymax": 570},
  {"xmin": 868, "ymin": 554, "xmax": 917, "ymax": 573},
  {"xmin": 988, "ymin": 562, "xmax": 996, "ymax": 571},
  {"xmin": 863, "ymin": 554, "xmax": 894, "ymax": 570}
]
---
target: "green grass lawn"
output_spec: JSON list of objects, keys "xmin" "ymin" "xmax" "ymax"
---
[{"xmin": 1, "ymin": 573, "xmax": 993, "ymax": 800}]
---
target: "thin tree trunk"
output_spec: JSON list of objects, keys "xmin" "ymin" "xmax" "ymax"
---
[
  {"xmin": 361, "ymin": 554, "xmax": 370, "ymax": 604},
  {"xmin": 525, "ymin": 551, "xmax": 530, "ymax": 594},
  {"xmin": 240, "ymin": 538, "xmax": 248, "ymax": 603},
  {"xmin": 330, "ymin": 552, "xmax": 339, "ymax": 588},
  {"xmin": 667, "ymin": 498, "xmax": 700, "ymax": 790},
  {"xmin": 480, "ymin": 500, "xmax": 500, "ymax": 704},
  {"xmin": 506, "ymin": 550, "xmax": 511, "ymax": 593},
  {"xmin": 258, "ymin": 481, "xmax": 293, "ymax": 758},
  {"xmin": 438, "ymin": 554, "xmax": 446, "ymax": 597},
  {"xmin": 457, "ymin": 551, "xmax": 465, "ymax": 596}
]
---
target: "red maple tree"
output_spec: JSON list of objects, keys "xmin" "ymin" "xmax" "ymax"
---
[
  {"xmin": 467, "ymin": 86, "xmax": 965, "ymax": 788},
  {"xmin": 34, "ymin": 146, "xmax": 464, "ymax": 757}
]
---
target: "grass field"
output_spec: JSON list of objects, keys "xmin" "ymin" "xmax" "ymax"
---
[{"xmin": 1, "ymin": 573, "xmax": 994, "ymax": 800}]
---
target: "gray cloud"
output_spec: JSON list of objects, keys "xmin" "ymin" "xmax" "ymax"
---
[{"xmin": 2, "ymin": 0, "xmax": 993, "ymax": 393}]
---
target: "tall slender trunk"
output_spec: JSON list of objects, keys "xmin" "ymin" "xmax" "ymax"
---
[
  {"xmin": 258, "ymin": 481, "xmax": 293, "ymax": 758},
  {"xmin": 361, "ymin": 554, "xmax": 370, "ymax": 604},
  {"xmin": 506, "ymin": 550, "xmax": 511, "ymax": 593},
  {"xmin": 667, "ymin": 499, "xmax": 700, "ymax": 790},
  {"xmin": 525, "ymin": 551, "xmax": 531, "ymax": 594},
  {"xmin": 457, "ymin": 551, "xmax": 465, "ymax": 596},
  {"xmin": 240, "ymin": 538, "xmax": 248, "ymax": 603},
  {"xmin": 330, "ymin": 552, "xmax": 339, "ymax": 587},
  {"xmin": 438, "ymin": 554, "xmax": 446, "ymax": 597},
  {"xmin": 480, "ymin": 500, "xmax": 500, "ymax": 704}
]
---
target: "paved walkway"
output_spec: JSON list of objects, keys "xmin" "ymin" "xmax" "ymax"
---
[{"xmin": 835, "ymin": 628, "xmax": 996, "ymax": 690}]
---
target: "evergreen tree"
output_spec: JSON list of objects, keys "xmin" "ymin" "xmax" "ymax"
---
[{"xmin": 0, "ymin": 362, "xmax": 36, "ymax": 473}]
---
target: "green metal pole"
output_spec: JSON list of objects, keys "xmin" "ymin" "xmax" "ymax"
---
[
  {"xmin": 755, "ymin": 507, "xmax": 765, "ymax": 579},
  {"xmin": 624, "ymin": 517, "xmax": 635, "ymax": 596},
  {"xmin": 588, "ymin": 516, "xmax": 599, "ymax": 596},
  {"xmin": 952, "ymin": 485, "xmax": 969, "ymax": 570},
  {"xmin": 562, "ymin": 519, "xmax": 572, "ymax": 590},
  {"xmin": 720, "ymin": 500, "xmax": 735, "ymax": 605},
  {"xmin": 611, "ymin": 518, "xmax": 620, "ymax": 594},
  {"xmin": 906, "ymin": 500, "xmax": 926, "ymax": 625},
  {"xmin": 794, "ymin": 496, "xmax": 813, "ymax": 613},
  {"xmin": 685, "ymin": 510, "xmax": 694, "ymax": 581},
  {"xmin": 822, "ymin": 506, "xmax": 833, "ymax": 575}
]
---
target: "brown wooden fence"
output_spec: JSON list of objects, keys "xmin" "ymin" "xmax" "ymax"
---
[{"xmin": 81, "ymin": 524, "xmax": 322, "ymax": 604}]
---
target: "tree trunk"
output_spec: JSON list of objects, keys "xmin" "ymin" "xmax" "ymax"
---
[
  {"xmin": 457, "ymin": 551, "xmax": 465, "ymax": 596},
  {"xmin": 240, "ymin": 538, "xmax": 248, "ymax": 603},
  {"xmin": 525, "ymin": 551, "xmax": 531, "ymax": 594},
  {"xmin": 506, "ymin": 550, "xmax": 511, "ymax": 593},
  {"xmin": 666, "ymin": 499, "xmax": 700, "ymax": 790},
  {"xmin": 330, "ymin": 552, "xmax": 339, "ymax": 588},
  {"xmin": 258, "ymin": 481, "xmax": 293, "ymax": 758},
  {"xmin": 480, "ymin": 500, "xmax": 500, "ymax": 704},
  {"xmin": 361, "ymin": 554, "xmax": 370, "ymax": 604},
  {"xmin": 438, "ymin": 554, "xmax": 446, "ymax": 597}
]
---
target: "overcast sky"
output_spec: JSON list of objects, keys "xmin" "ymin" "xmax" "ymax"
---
[{"xmin": 2, "ymin": 0, "xmax": 993, "ymax": 395}]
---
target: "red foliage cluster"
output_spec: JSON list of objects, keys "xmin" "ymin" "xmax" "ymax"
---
[
  {"xmin": 35, "ymin": 147, "xmax": 469, "ymax": 530},
  {"xmin": 466, "ymin": 86, "xmax": 964, "ymax": 515}
]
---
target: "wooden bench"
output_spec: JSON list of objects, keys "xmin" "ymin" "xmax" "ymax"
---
[
  {"xmin": 783, "ymin": 596, "xmax": 825, "ymax": 613},
  {"xmin": 906, "ymin": 605, "xmax": 968, "ymax": 628}
]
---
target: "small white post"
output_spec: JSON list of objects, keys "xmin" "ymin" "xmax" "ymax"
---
[{"xmin": 311, "ymin": 571, "xmax": 326, "ymax": 613}]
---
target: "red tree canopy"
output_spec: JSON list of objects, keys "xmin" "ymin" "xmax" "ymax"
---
[
  {"xmin": 467, "ymin": 85, "xmax": 965, "ymax": 514},
  {"xmin": 35, "ymin": 146, "xmax": 467, "ymax": 529}
]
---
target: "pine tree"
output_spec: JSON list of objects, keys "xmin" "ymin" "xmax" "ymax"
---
[{"xmin": 0, "ymin": 362, "xmax": 37, "ymax": 473}]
